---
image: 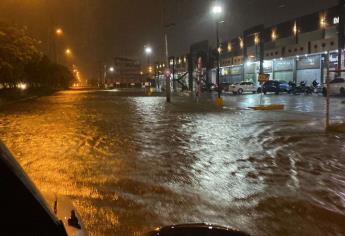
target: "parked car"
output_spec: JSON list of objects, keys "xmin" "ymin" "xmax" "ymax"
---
[
  {"xmin": 229, "ymin": 82, "xmax": 259, "ymax": 95},
  {"xmin": 202, "ymin": 83, "xmax": 215, "ymax": 92},
  {"xmin": 278, "ymin": 80, "xmax": 290, "ymax": 92},
  {"xmin": 262, "ymin": 80, "xmax": 281, "ymax": 95},
  {"xmin": 220, "ymin": 82, "xmax": 231, "ymax": 92},
  {"xmin": 323, "ymin": 78, "xmax": 345, "ymax": 96}
]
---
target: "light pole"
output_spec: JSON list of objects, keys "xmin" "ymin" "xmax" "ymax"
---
[
  {"xmin": 144, "ymin": 46, "xmax": 152, "ymax": 66},
  {"xmin": 212, "ymin": 4, "xmax": 224, "ymax": 102},
  {"xmin": 144, "ymin": 46, "xmax": 153, "ymax": 89},
  {"xmin": 163, "ymin": 23, "xmax": 175, "ymax": 103},
  {"xmin": 54, "ymin": 28, "xmax": 63, "ymax": 63}
]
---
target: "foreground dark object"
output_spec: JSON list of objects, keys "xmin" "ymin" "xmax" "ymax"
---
[
  {"xmin": 0, "ymin": 141, "xmax": 68, "ymax": 236},
  {"xmin": 147, "ymin": 223, "xmax": 250, "ymax": 236}
]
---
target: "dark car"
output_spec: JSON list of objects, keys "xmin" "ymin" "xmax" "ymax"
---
[
  {"xmin": 278, "ymin": 80, "xmax": 290, "ymax": 92},
  {"xmin": 262, "ymin": 80, "xmax": 280, "ymax": 95},
  {"xmin": 220, "ymin": 82, "xmax": 231, "ymax": 92}
]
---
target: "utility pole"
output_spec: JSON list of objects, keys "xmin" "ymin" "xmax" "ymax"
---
[
  {"xmin": 216, "ymin": 21, "xmax": 221, "ymax": 99},
  {"xmin": 164, "ymin": 32, "xmax": 171, "ymax": 103},
  {"xmin": 338, "ymin": 0, "xmax": 345, "ymax": 77},
  {"xmin": 326, "ymin": 51, "xmax": 330, "ymax": 130},
  {"xmin": 211, "ymin": 4, "xmax": 224, "ymax": 106}
]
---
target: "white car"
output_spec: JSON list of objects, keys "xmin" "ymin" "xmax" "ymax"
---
[
  {"xmin": 323, "ymin": 78, "xmax": 345, "ymax": 96},
  {"xmin": 229, "ymin": 82, "xmax": 259, "ymax": 95}
]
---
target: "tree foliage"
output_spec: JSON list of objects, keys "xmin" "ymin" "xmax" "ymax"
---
[{"xmin": 0, "ymin": 22, "xmax": 74, "ymax": 89}]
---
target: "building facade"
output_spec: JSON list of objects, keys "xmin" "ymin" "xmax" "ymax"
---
[
  {"xmin": 217, "ymin": 4, "xmax": 344, "ymax": 85},
  {"xmin": 154, "ymin": 3, "xmax": 345, "ymax": 91}
]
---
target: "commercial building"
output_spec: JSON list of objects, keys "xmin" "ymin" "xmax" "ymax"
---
[
  {"xmin": 217, "ymin": 3, "xmax": 344, "ymax": 85},
  {"xmin": 155, "ymin": 2, "xmax": 345, "ymax": 90}
]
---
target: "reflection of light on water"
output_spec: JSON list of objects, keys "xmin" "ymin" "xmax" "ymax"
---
[
  {"xmin": 103, "ymin": 89, "xmax": 120, "ymax": 92},
  {"xmin": 129, "ymin": 97, "xmax": 165, "ymax": 125},
  {"xmin": 2, "ymin": 92, "xmax": 345, "ymax": 236},
  {"xmin": 181, "ymin": 114, "xmax": 265, "ymax": 205}
]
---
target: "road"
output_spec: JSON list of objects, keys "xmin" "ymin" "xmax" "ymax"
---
[{"xmin": 1, "ymin": 89, "xmax": 345, "ymax": 236}]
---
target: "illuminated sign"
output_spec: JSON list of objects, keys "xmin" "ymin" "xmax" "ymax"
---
[{"xmin": 333, "ymin": 16, "xmax": 340, "ymax": 25}]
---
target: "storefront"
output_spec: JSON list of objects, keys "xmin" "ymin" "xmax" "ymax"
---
[
  {"xmin": 220, "ymin": 65, "xmax": 243, "ymax": 84},
  {"xmin": 244, "ymin": 62, "xmax": 257, "ymax": 83},
  {"xmin": 230, "ymin": 65, "xmax": 243, "ymax": 84},
  {"xmin": 221, "ymin": 67, "xmax": 231, "ymax": 83},
  {"xmin": 263, "ymin": 60, "xmax": 273, "ymax": 80},
  {"xmin": 296, "ymin": 55, "xmax": 321, "ymax": 85},
  {"xmin": 273, "ymin": 58, "xmax": 294, "ymax": 82}
]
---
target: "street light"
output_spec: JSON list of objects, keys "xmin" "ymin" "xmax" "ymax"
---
[
  {"xmin": 211, "ymin": 3, "xmax": 224, "ymax": 101},
  {"xmin": 144, "ymin": 45, "xmax": 153, "ymax": 68},
  {"xmin": 55, "ymin": 28, "xmax": 63, "ymax": 36},
  {"xmin": 109, "ymin": 67, "xmax": 115, "ymax": 72},
  {"xmin": 212, "ymin": 5, "xmax": 223, "ymax": 15},
  {"xmin": 145, "ymin": 46, "xmax": 152, "ymax": 55},
  {"xmin": 65, "ymin": 48, "xmax": 72, "ymax": 57},
  {"xmin": 53, "ymin": 28, "xmax": 64, "ymax": 63}
]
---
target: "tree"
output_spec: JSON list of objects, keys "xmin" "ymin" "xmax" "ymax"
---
[
  {"xmin": 0, "ymin": 22, "xmax": 42, "ymax": 87},
  {"xmin": 0, "ymin": 21, "xmax": 75, "ymax": 90}
]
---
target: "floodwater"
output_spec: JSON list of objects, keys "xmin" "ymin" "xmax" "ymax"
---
[{"xmin": 1, "ymin": 89, "xmax": 345, "ymax": 236}]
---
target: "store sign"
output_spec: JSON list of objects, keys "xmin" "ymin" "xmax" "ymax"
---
[
  {"xmin": 231, "ymin": 66, "xmax": 242, "ymax": 75},
  {"xmin": 222, "ymin": 67, "xmax": 231, "ymax": 76},
  {"xmin": 333, "ymin": 16, "xmax": 340, "ymax": 25},
  {"xmin": 274, "ymin": 59, "xmax": 294, "ymax": 71},
  {"xmin": 297, "ymin": 55, "xmax": 321, "ymax": 70},
  {"xmin": 258, "ymin": 73, "xmax": 270, "ymax": 82}
]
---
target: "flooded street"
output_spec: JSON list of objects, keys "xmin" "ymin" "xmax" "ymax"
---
[{"xmin": 1, "ymin": 90, "xmax": 345, "ymax": 236}]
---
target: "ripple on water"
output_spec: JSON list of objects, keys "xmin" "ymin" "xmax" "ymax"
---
[{"xmin": 1, "ymin": 91, "xmax": 345, "ymax": 236}]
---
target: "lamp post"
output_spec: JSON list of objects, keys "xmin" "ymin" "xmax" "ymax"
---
[
  {"xmin": 144, "ymin": 46, "xmax": 152, "ymax": 66},
  {"xmin": 144, "ymin": 46, "xmax": 153, "ymax": 89},
  {"xmin": 212, "ymin": 4, "xmax": 224, "ymax": 101},
  {"xmin": 163, "ymin": 23, "xmax": 175, "ymax": 103},
  {"xmin": 52, "ymin": 27, "xmax": 63, "ymax": 63}
]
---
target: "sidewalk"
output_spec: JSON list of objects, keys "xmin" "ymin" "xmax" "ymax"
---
[{"xmin": 0, "ymin": 88, "xmax": 57, "ymax": 108}]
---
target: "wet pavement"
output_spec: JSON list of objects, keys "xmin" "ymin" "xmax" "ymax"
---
[{"xmin": 1, "ymin": 89, "xmax": 345, "ymax": 236}]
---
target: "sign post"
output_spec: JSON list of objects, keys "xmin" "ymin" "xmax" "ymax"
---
[
  {"xmin": 165, "ymin": 68, "xmax": 171, "ymax": 103},
  {"xmin": 258, "ymin": 73, "xmax": 270, "ymax": 105}
]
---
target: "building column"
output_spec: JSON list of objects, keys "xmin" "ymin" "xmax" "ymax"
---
[
  {"xmin": 188, "ymin": 54, "xmax": 193, "ymax": 91},
  {"xmin": 242, "ymin": 35, "xmax": 247, "ymax": 82},
  {"xmin": 338, "ymin": 0, "xmax": 345, "ymax": 76},
  {"xmin": 293, "ymin": 58, "xmax": 298, "ymax": 83},
  {"xmin": 259, "ymin": 32, "xmax": 265, "ymax": 75}
]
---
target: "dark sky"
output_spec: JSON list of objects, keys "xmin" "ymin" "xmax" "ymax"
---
[{"xmin": 0, "ymin": 0, "xmax": 339, "ymax": 78}]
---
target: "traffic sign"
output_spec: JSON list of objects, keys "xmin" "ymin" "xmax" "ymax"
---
[{"xmin": 258, "ymin": 73, "xmax": 270, "ymax": 83}]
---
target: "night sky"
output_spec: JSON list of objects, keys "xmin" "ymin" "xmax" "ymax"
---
[{"xmin": 0, "ymin": 0, "xmax": 339, "ymax": 78}]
